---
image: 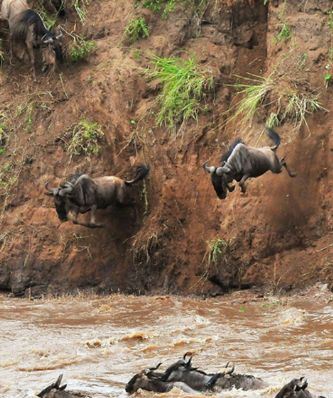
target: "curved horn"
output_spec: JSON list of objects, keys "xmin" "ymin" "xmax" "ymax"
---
[
  {"xmin": 55, "ymin": 374, "xmax": 63, "ymax": 389},
  {"xmin": 149, "ymin": 362, "xmax": 162, "ymax": 372},
  {"xmin": 215, "ymin": 165, "xmax": 230, "ymax": 176},
  {"xmin": 183, "ymin": 352, "xmax": 193, "ymax": 367},
  {"xmin": 223, "ymin": 362, "xmax": 234, "ymax": 375},
  {"xmin": 203, "ymin": 161, "xmax": 216, "ymax": 174},
  {"xmin": 44, "ymin": 182, "xmax": 58, "ymax": 196}
]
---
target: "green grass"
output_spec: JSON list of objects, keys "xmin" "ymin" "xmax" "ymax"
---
[
  {"xmin": 66, "ymin": 119, "xmax": 104, "ymax": 157},
  {"xmin": 328, "ymin": 10, "xmax": 333, "ymax": 30},
  {"xmin": 146, "ymin": 55, "xmax": 213, "ymax": 128},
  {"xmin": 138, "ymin": 0, "xmax": 207, "ymax": 18},
  {"xmin": 228, "ymin": 74, "xmax": 274, "ymax": 126},
  {"xmin": 69, "ymin": 36, "xmax": 96, "ymax": 62},
  {"xmin": 125, "ymin": 17, "xmax": 149, "ymax": 43},
  {"xmin": 228, "ymin": 73, "xmax": 325, "ymax": 131},
  {"xmin": 206, "ymin": 238, "xmax": 229, "ymax": 267},
  {"xmin": 73, "ymin": 0, "xmax": 89, "ymax": 22},
  {"xmin": 275, "ymin": 23, "xmax": 291, "ymax": 42}
]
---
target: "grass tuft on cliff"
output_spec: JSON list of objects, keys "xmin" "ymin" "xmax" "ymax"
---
[
  {"xmin": 125, "ymin": 17, "xmax": 149, "ymax": 43},
  {"xmin": 146, "ymin": 55, "xmax": 213, "ymax": 128},
  {"xmin": 69, "ymin": 35, "xmax": 96, "ymax": 62},
  {"xmin": 228, "ymin": 71, "xmax": 325, "ymax": 132},
  {"xmin": 66, "ymin": 119, "xmax": 104, "ymax": 157}
]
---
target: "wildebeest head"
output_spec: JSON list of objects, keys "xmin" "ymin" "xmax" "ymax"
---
[
  {"xmin": 37, "ymin": 374, "xmax": 67, "ymax": 398},
  {"xmin": 203, "ymin": 162, "xmax": 230, "ymax": 199},
  {"xmin": 275, "ymin": 377, "xmax": 310, "ymax": 398},
  {"xmin": 44, "ymin": 181, "xmax": 74, "ymax": 221},
  {"xmin": 161, "ymin": 352, "xmax": 193, "ymax": 381},
  {"xmin": 125, "ymin": 363, "xmax": 162, "ymax": 394},
  {"xmin": 41, "ymin": 29, "xmax": 64, "ymax": 72}
]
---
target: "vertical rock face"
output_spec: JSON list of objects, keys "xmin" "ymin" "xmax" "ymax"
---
[{"xmin": 0, "ymin": 0, "xmax": 331, "ymax": 296}]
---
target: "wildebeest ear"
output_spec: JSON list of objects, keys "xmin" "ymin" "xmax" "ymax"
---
[
  {"xmin": 55, "ymin": 374, "xmax": 63, "ymax": 388},
  {"xmin": 59, "ymin": 384, "xmax": 67, "ymax": 390}
]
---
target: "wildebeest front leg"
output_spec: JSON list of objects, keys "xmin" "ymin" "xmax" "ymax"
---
[
  {"xmin": 88, "ymin": 205, "xmax": 104, "ymax": 228},
  {"xmin": 239, "ymin": 175, "xmax": 250, "ymax": 193},
  {"xmin": 281, "ymin": 159, "xmax": 297, "ymax": 177},
  {"xmin": 227, "ymin": 184, "xmax": 235, "ymax": 192}
]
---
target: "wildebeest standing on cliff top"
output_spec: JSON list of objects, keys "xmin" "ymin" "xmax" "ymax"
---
[
  {"xmin": 204, "ymin": 127, "xmax": 296, "ymax": 199},
  {"xmin": 45, "ymin": 164, "xmax": 150, "ymax": 228},
  {"xmin": 1, "ymin": 0, "xmax": 63, "ymax": 80}
]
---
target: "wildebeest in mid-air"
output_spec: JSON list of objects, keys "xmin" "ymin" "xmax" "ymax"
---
[
  {"xmin": 1, "ymin": 0, "xmax": 63, "ymax": 80},
  {"xmin": 204, "ymin": 127, "xmax": 296, "ymax": 199},
  {"xmin": 45, "ymin": 164, "xmax": 150, "ymax": 228}
]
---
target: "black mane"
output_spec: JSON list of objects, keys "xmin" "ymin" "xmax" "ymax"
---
[{"xmin": 220, "ymin": 138, "xmax": 244, "ymax": 163}]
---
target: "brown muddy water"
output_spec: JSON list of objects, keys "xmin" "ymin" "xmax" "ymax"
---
[{"xmin": 0, "ymin": 286, "xmax": 332, "ymax": 398}]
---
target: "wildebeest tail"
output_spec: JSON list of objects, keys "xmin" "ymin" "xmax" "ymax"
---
[
  {"xmin": 266, "ymin": 127, "xmax": 281, "ymax": 151},
  {"xmin": 125, "ymin": 164, "xmax": 150, "ymax": 185}
]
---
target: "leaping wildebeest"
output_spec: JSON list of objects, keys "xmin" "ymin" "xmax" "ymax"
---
[
  {"xmin": 1, "ymin": 0, "xmax": 63, "ymax": 80},
  {"xmin": 45, "ymin": 164, "xmax": 150, "ymax": 228},
  {"xmin": 203, "ymin": 127, "xmax": 296, "ymax": 199},
  {"xmin": 275, "ymin": 377, "xmax": 327, "ymax": 398}
]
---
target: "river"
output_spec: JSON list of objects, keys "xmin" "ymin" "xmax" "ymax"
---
[{"xmin": 0, "ymin": 285, "xmax": 332, "ymax": 398}]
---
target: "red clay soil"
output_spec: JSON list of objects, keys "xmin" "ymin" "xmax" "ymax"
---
[{"xmin": 0, "ymin": 0, "xmax": 331, "ymax": 296}]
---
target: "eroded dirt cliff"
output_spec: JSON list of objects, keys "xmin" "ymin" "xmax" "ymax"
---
[{"xmin": 0, "ymin": 0, "xmax": 332, "ymax": 296}]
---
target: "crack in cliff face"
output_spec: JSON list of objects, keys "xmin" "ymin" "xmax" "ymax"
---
[{"xmin": 0, "ymin": 0, "xmax": 331, "ymax": 297}]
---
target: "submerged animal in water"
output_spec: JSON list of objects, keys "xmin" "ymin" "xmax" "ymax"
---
[
  {"xmin": 125, "ymin": 363, "xmax": 197, "ymax": 395},
  {"xmin": 45, "ymin": 164, "xmax": 150, "ymax": 228},
  {"xmin": 37, "ymin": 374, "xmax": 90, "ymax": 398},
  {"xmin": 204, "ymin": 127, "xmax": 296, "ymax": 199},
  {"xmin": 275, "ymin": 377, "xmax": 327, "ymax": 398},
  {"xmin": 161, "ymin": 354, "xmax": 266, "ymax": 391}
]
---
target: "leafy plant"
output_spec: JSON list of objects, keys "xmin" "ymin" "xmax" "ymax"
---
[
  {"xmin": 275, "ymin": 23, "xmax": 291, "ymax": 42},
  {"xmin": 206, "ymin": 238, "xmax": 229, "ymax": 266},
  {"xmin": 324, "ymin": 71, "xmax": 333, "ymax": 87},
  {"xmin": 66, "ymin": 119, "xmax": 104, "ymax": 157},
  {"xmin": 125, "ymin": 17, "xmax": 149, "ymax": 43},
  {"xmin": 146, "ymin": 55, "xmax": 213, "ymax": 128},
  {"xmin": 69, "ymin": 36, "xmax": 96, "ymax": 62}
]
